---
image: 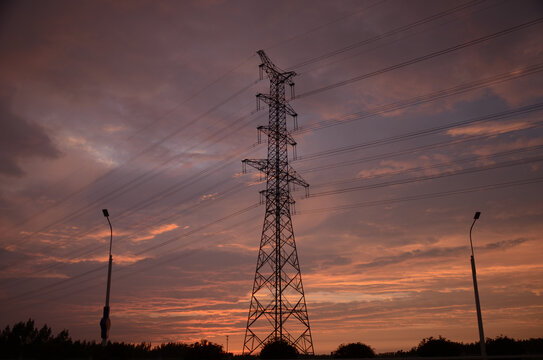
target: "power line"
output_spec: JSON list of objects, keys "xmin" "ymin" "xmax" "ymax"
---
[
  {"xmin": 0, "ymin": 113, "xmax": 263, "ymax": 273},
  {"xmin": 297, "ymin": 102, "xmax": 543, "ymax": 163},
  {"xmin": 14, "ymin": 155, "xmax": 542, "ymax": 304},
  {"xmin": 1, "ymin": 101, "xmax": 268, "ymax": 276},
  {"xmin": 6, "ymin": 89, "xmax": 542, "ymax": 280},
  {"xmin": 23, "ymin": 75, "xmax": 541, "ymax": 277},
  {"xmin": 293, "ymin": 0, "xmax": 505, "ymax": 77},
  {"xmin": 133, "ymin": 202, "xmax": 261, "ymax": 256},
  {"xmin": 308, "ymin": 155, "xmax": 543, "ymax": 198},
  {"xmin": 127, "ymin": 54, "xmax": 258, "ymax": 140},
  {"xmin": 299, "ymin": 121, "xmax": 543, "ymax": 174},
  {"xmin": 6, "ymin": 211, "xmax": 262, "ymax": 309},
  {"xmin": 6, "ymin": 96, "xmax": 541, "ymax": 276},
  {"xmin": 298, "ymin": 176, "xmax": 543, "ymax": 214},
  {"xmin": 295, "ymin": 62, "xmax": 543, "ymax": 134},
  {"xmin": 9, "ymin": 212, "xmax": 266, "ymax": 311},
  {"xmin": 3, "ymin": 201, "xmax": 262, "ymax": 303},
  {"xmin": 2, "ymin": 104, "xmax": 262, "ymax": 250},
  {"xmin": 295, "ymin": 16, "xmax": 543, "ymax": 99},
  {"xmin": 0, "ymin": 140, "xmax": 261, "ymax": 276},
  {"xmin": 265, "ymin": 0, "xmax": 387, "ymax": 52},
  {"xmin": 13, "ymin": 120, "xmax": 536, "ymax": 285},
  {"xmin": 289, "ymin": 0, "xmax": 486, "ymax": 69},
  {"xmin": 8, "ymin": 157, "xmax": 542, "ymax": 305},
  {"xmin": 310, "ymin": 144, "xmax": 543, "ymax": 190},
  {"xmin": 0, "ymin": 171, "xmax": 255, "ymax": 283},
  {"xmin": 10, "ymin": 79, "xmax": 260, "ymax": 236}
]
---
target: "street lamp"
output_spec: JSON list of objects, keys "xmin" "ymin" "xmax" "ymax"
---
[
  {"xmin": 469, "ymin": 211, "xmax": 486, "ymax": 359},
  {"xmin": 100, "ymin": 209, "xmax": 113, "ymax": 346}
]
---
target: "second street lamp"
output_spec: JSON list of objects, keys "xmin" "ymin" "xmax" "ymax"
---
[
  {"xmin": 469, "ymin": 211, "xmax": 486, "ymax": 360},
  {"xmin": 100, "ymin": 209, "xmax": 113, "ymax": 346}
]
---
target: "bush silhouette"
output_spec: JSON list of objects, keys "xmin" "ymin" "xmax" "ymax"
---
[
  {"xmin": 0, "ymin": 319, "xmax": 75, "ymax": 359},
  {"xmin": 333, "ymin": 342, "xmax": 375, "ymax": 358},
  {"xmin": 487, "ymin": 336, "xmax": 524, "ymax": 355},
  {"xmin": 154, "ymin": 340, "xmax": 224, "ymax": 359},
  {"xmin": 522, "ymin": 337, "xmax": 543, "ymax": 354},
  {"xmin": 416, "ymin": 336, "xmax": 462, "ymax": 357},
  {"xmin": 259, "ymin": 338, "xmax": 298, "ymax": 359}
]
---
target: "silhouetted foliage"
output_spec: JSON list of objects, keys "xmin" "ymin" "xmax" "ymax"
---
[
  {"xmin": 0, "ymin": 319, "xmax": 225, "ymax": 359},
  {"xmin": 522, "ymin": 337, "xmax": 543, "ymax": 354},
  {"xmin": 259, "ymin": 339, "xmax": 298, "ymax": 359},
  {"xmin": 90, "ymin": 341, "xmax": 152, "ymax": 360},
  {"xmin": 3, "ymin": 320, "xmax": 543, "ymax": 359},
  {"xmin": 0, "ymin": 319, "xmax": 75, "ymax": 359},
  {"xmin": 403, "ymin": 335, "xmax": 543, "ymax": 357},
  {"xmin": 415, "ymin": 336, "xmax": 463, "ymax": 357},
  {"xmin": 333, "ymin": 342, "xmax": 375, "ymax": 358},
  {"xmin": 153, "ymin": 339, "xmax": 224, "ymax": 359},
  {"xmin": 378, "ymin": 350, "xmax": 414, "ymax": 358},
  {"xmin": 487, "ymin": 335, "xmax": 525, "ymax": 355}
]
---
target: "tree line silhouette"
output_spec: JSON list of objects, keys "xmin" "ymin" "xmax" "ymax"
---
[
  {"xmin": 1, "ymin": 319, "xmax": 542, "ymax": 359},
  {"xmin": 384, "ymin": 335, "xmax": 543, "ymax": 358},
  {"xmin": 0, "ymin": 319, "xmax": 223, "ymax": 359}
]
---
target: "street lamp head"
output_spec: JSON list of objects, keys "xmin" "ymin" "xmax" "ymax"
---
[
  {"xmin": 102, "ymin": 209, "xmax": 109, "ymax": 217},
  {"xmin": 474, "ymin": 211, "xmax": 481, "ymax": 220}
]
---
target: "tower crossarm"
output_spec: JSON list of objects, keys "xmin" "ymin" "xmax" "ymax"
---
[
  {"xmin": 257, "ymin": 126, "xmax": 297, "ymax": 147},
  {"xmin": 257, "ymin": 50, "xmax": 296, "ymax": 84},
  {"xmin": 242, "ymin": 159, "xmax": 268, "ymax": 173},
  {"xmin": 256, "ymin": 94, "xmax": 297, "ymax": 117},
  {"xmin": 287, "ymin": 167, "xmax": 309, "ymax": 189}
]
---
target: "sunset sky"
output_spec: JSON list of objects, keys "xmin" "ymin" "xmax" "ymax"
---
[{"xmin": 1, "ymin": 0, "xmax": 543, "ymax": 354}]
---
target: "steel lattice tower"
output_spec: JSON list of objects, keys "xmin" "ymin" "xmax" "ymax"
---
[{"xmin": 242, "ymin": 50, "xmax": 314, "ymax": 355}]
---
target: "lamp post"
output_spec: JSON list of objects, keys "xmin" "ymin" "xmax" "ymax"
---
[
  {"xmin": 100, "ymin": 209, "xmax": 113, "ymax": 346},
  {"xmin": 470, "ymin": 211, "xmax": 486, "ymax": 359}
]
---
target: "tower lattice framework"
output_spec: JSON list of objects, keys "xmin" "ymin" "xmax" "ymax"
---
[{"xmin": 242, "ymin": 50, "xmax": 314, "ymax": 355}]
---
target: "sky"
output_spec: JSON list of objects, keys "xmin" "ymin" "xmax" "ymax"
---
[{"xmin": 1, "ymin": 0, "xmax": 543, "ymax": 355}]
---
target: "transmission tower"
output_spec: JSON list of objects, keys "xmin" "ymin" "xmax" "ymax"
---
[{"xmin": 242, "ymin": 50, "xmax": 314, "ymax": 355}]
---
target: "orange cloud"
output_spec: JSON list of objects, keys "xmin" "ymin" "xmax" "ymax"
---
[
  {"xmin": 131, "ymin": 223, "xmax": 180, "ymax": 242},
  {"xmin": 446, "ymin": 121, "xmax": 533, "ymax": 137},
  {"xmin": 200, "ymin": 192, "xmax": 218, "ymax": 200},
  {"xmin": 150, "ymin": 223, "xmax": 179, "ymax": 235}
]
